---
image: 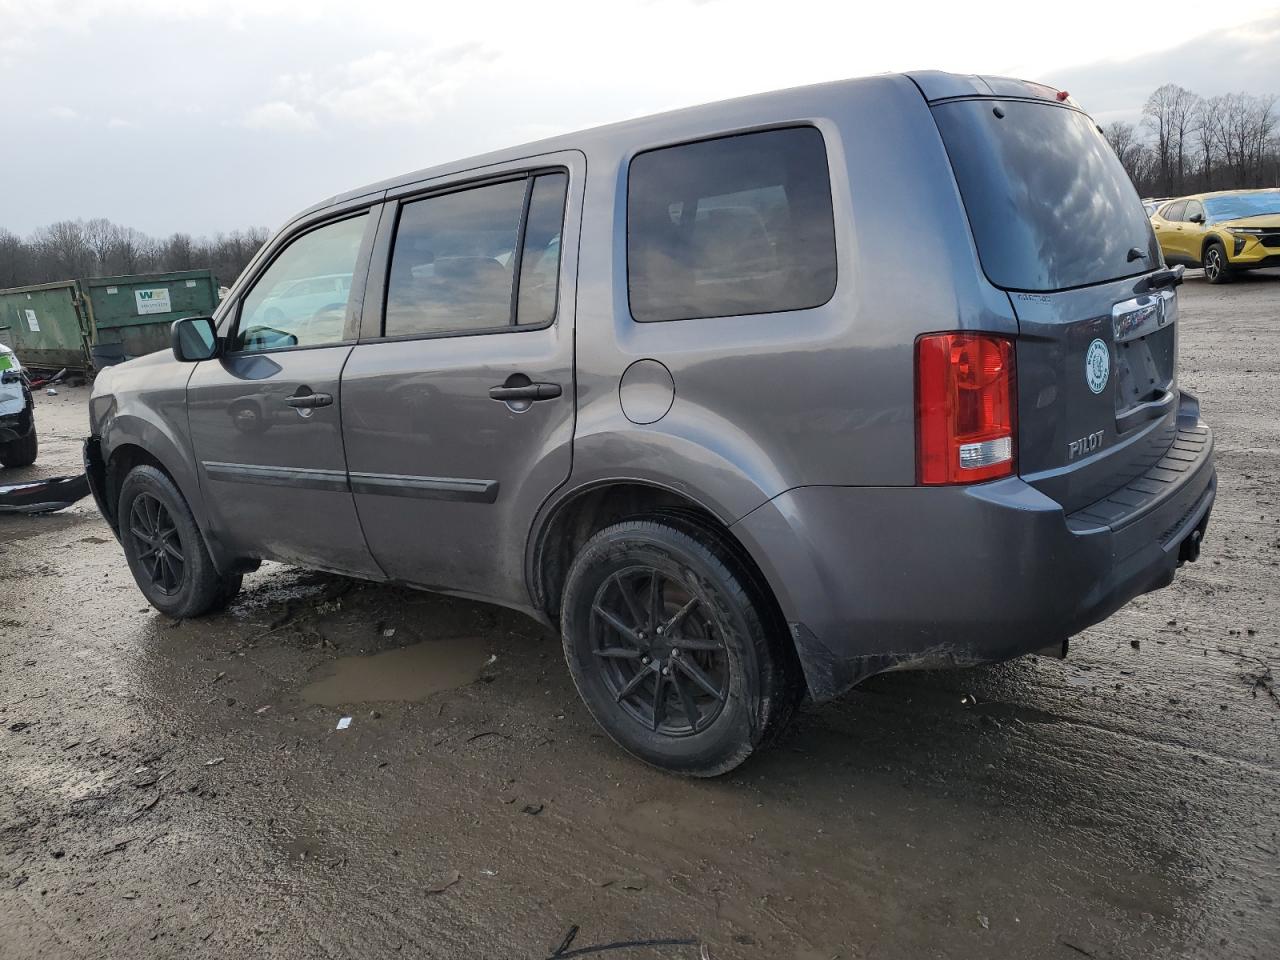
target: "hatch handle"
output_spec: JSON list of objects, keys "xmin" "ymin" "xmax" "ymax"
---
[{"xmin": 1144, "ymin": 265, "xmax": 1185, "ymax": 291}]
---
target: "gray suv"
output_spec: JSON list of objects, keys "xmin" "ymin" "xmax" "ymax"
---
[{"xmin": 85, "ymin": 72, "xmax": 1216, "ymax": 776}]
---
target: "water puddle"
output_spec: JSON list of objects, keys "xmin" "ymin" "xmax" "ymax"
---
[{"xmin": 300, "ymin": 637, "xmax": 491, "ymax": 706}]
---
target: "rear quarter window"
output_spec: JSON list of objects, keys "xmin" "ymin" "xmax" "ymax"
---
[
  {"xmin": 933, "ymin": 100, "xmax": 1159, "ymax": 292},
  {"xmin": 627, "ymin": 126, "xmax": 837, "ymax": 322}
]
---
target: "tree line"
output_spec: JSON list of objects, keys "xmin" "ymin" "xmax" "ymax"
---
[
  {"xmin": 1104, "ymin": 83, "xmax": 1279, "ymax": 198},
  {"xmin": 0, "ymin": 218, "xmax": 270, "ymax": 291}
]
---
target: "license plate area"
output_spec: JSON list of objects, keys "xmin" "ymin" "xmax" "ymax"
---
[{"xmin": 1113, "ymin": 291, "xmax": 1176, "ymax": 421}]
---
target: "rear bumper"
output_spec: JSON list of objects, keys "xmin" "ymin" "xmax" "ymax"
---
[{"xmin": 733, "ymin": 397, "xmax": 1216, "ymax": 702}]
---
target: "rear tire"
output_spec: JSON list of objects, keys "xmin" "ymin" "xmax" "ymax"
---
[
  {"xmin": 118, "ymin": 465, "xmax": 241, "ymax": 618},
  {"xmin": 560, "ymin": 517, "xmax": 803, "ymax": 777},
  {"xmin": 1203, "ymin": 240, "xmax": 1233, "ymax": 284},
  {"xmin": 0, "ymin": 419, "xmax": 37, "ymax": 467}
]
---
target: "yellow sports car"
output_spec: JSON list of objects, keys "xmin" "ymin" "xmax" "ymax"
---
[{"xmin": 1150, "ymin": 189, "xmax": 1280, "ymax": 283}]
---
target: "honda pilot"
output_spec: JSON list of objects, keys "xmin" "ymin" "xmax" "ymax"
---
[{"xmin": 85, "ymin": 71, "xmax": 1216, "ymax": 776}]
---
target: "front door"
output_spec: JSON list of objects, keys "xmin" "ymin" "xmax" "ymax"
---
[
  {"xmin": 187, "ymin": 208, "xmax": 383, "ymax": 577},
  {"xmin": 340, "ymin": 158, "xmax": 582, "ymax": 606}
]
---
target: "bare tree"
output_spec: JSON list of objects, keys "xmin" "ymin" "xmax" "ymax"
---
[
  {"xmin": 82, "ymin": 217, "xmax": 119, "ymax": 275},
  {"xmin": 163, "ymin": 232, "xmax": 195, "ymax": 271},
  {"xmin": 0, "ymin": 218, "xmax": 267, "ymax": 289},
  {"xmin": 39, "ymin": 220, "xmax": 96, "ymax": 280},
  {"xmin": 0, "ymin": 229, "xmax": 29, "ymax": 289},
  {"xmin": 1194, "ymin": 96, "xmax": 1224, "ymax": 191},
  {"xmin": 1143, "ymin": 84, "xmax": 1200, "ymax": 194}
]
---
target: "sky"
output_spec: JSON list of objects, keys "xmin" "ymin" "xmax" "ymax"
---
[{"xmin": 1, "ymin": 0, "xmax": 1278, "ymax": 238}]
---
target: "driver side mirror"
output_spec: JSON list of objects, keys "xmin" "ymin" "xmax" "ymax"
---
[
  {"xmin": 171, "ymin": 316, "xmax": 220, "ymax": 362},
  {"xmin": 1188, "ymin": 213, "xmax": 1205, "ymax": 224}
]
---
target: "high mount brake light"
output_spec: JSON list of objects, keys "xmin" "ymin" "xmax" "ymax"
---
[{"xmin": 915, "ymin": 333, "xmax": 1017, "ymax": 485}]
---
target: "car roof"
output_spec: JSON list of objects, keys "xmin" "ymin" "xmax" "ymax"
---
[
  {"xmin": 1175, "ymin": 188, "xmax": 1280, "ymax": 202},
  {"xmin": 282, "ymin": 70, "xmax": 1074, "ymax": 231}
]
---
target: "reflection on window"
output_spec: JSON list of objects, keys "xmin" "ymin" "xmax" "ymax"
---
[
  {"xmin": 934, "ymin": 100, "xmax": 1159, "ymax": 291},
  {"xmin": 236, "ymin": 215, "xmax": 367, "ymax": 353},
  {"xmin": 627, "ymin": 127, "xmax": 837, "ymax": 323},
  {"xmin": 385, "ymin": 173, "xmax": 568, "ymax": 338},
  {"xmin": 1204, "ymin": 191, "xmax": 1280, "ymax": 221},
  {"xmin": 516, "ymin": 173, "xmax": 568, "ymax": 326}
]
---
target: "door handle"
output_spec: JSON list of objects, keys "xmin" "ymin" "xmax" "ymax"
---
[
  {"xmin": 488, "ymin": 382, "xmax": 561, "ymax": 402},
  {"xmin": 285, "ymin": 390, "xmax": 333, "ymax": 409}
]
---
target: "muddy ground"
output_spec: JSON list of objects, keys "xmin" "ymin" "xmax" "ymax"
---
[{"xmin": 2, "ymin": 271, "xmax": 1278, "ymax": 960}]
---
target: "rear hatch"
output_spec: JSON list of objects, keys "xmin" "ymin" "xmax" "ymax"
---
[{"xmin": 930, "ymin": 91, "xmax": 1177, "ymax": 513}]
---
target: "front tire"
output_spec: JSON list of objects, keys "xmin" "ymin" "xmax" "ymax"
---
[
  {"xmin": 118, "ymin": 465, "xmax": 241, "ymax": 618},
  {"xmin": 560, "ymin": 517, "xmax": 803, "ymax": 777},
  {"xmin": 1203, "ymin": 240, "xmax": 1233, "ymax": 284}
]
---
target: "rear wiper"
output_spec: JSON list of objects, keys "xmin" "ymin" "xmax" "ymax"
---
[
  {"xmin": 1144, "ymin": 264, "xmax": 1185, "ymax": 291},
  {"xmin": 1127, "ymin": 246, "xmax": 1148, "ymax": 262}
]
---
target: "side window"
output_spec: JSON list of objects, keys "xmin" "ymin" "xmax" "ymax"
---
[
  {"xmin": 1163, "ymin": 200, "xmax": 1187, "ymax": 222},
  {"xmin": 1185, "ymin": 200, "xmax": 1204, "ymax": 222},
  {"xmin": 516, "ymin": 173, "xmax": 568, "ymax": 326},
  {"xmin": 384, "ymin": 172, "xmax": 568, "ymax": 338},
  {"xmin": 236, "ymin": 214, "xmax": 368, "ymax": 353},
  {"xmin": 627, "ymin": 126, "xmax": 837, "ymax": 323}
]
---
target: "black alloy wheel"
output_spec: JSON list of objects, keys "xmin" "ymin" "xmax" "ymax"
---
[
  {"xmin": 560, "ymin": 516, "xmax": 804, "ymax": 776},
  {"xmin": 590, "ymin": 566, "xmax": 730, "ymax": 736},
  {"xmin": 117, "ymin": 464, "xmax": 241, "ymax": 618},
  {"xmin": 126, "ymin": 492, "xmax": 186, "ymax": 595}
]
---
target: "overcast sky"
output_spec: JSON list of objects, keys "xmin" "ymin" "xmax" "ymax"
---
[{"xmin": 1, "ymin": 0, "xmax": 1278, "ymax": 238}]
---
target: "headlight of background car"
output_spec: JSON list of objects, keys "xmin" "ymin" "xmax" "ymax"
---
[{"xmin": 1229, "ymin": 228, "xmax": 1263, "ymax": 256}]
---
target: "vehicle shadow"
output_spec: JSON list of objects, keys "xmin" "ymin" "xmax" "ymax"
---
[{"xmin": 115, "ymin": 566, "xmax": 1232, "ymax": 956}]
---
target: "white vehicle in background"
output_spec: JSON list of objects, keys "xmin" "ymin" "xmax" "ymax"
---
[{"xmin": 0, "ymin": 342, "xmax": 38, "ymax": 467}]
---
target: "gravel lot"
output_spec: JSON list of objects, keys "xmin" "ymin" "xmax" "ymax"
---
[{"xmin": 1, "ymin": 270, "xmax": 1277, "ymax": 960}]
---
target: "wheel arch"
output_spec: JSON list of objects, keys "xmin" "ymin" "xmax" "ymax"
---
[
  {"xmin": 99, "ymin": 416, "xmax": 238, "ymax": 573},
  {"xmin": 527, "ymin": 479, "xmax": 787, "ymax": 635},
  {"xmin": 1201, "ymin": 233, "xmax": 1227, "ymax": 261}
]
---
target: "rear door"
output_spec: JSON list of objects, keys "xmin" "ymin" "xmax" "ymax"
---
[
  {"xmin": 932, "ymin": 96, "xmax": 1177, "ymax": 512},
  {"xmin": 1152, "ymin": 200, "xmax": 1187, "ymax": 263},
  {"xmin": 1180, "ymin": 199, "xmax": 1208, "ymax": 263},
  {"xmin": 187, "ymin": 208, "xmax": 384, "ymax": 576},
  {"xmin": 339, "ymin": 154, "xmax": 582, "ymax": 606}
]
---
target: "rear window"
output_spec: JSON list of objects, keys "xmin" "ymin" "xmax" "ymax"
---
[
  {"xmin": 627, "ymin": 127, "xmax": 837, "ymax": 322},
  {"xmin": 933, "ymin": 100, "xmax": 1158, "ymax": 292}
]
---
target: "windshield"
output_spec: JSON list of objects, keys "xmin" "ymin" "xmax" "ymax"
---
[
  {"xmin": 933, "ymin": 99, "xmax": 1159, "ymax": 291},
  {"xmin": 1204, "ymin": 192, "xmax": 1280, "ymax": 223}
]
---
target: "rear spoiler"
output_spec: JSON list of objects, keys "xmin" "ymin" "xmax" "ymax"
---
[{"xmin": 906, "ymin": 71, "xmax": 1079, "ymax": 108}]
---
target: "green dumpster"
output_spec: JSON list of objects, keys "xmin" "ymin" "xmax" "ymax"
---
[
  {"xmin": 0, "ymin": 281, "xmax": 90, "ymax": 371},
  {"xmin": 0, "ymin": 269, "xmax": 219, "ymax": 373}
]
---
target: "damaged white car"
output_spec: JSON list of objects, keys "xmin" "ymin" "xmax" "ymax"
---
[{"xmin": 0, "ymin": 342, "xmax": 38, "ymax": 468}]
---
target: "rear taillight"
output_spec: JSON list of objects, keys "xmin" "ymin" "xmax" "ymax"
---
[{"xmin": 915, "ymin": 332, "xmax": 1016, "ymax": 485}]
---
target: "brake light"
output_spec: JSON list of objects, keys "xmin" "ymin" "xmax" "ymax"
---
[{"xmin": 916, "ymin": 332, "xmax": 1016, "ymax": 485}]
